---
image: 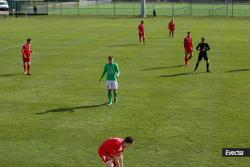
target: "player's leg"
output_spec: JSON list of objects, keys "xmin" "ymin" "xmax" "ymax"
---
[
  {"xmin": 99, "ymin": 153, "xmax": 114, "ymax": 167},
  {"xmin": 172, "ymin": 30, "xmax": 174, "ymax": 38},
  {"xmin": 113, "ymin": 80, "xmax": 118, "ymax": 103},
  {"xmin": 113, "ymin": 90, "xmax": 117, "ymax": 103},
  {"xmin": 143, "ymin": 35, "xmax": 145, "ymax": 45},
  {"xmin": 108, "ymin": 89, "xmax": 112, "ymax": 105},
  {"xmin": 139, "ymin": 34, "xmax": 142, "ymax": 43},
  {"xmin": 194, "ymin": 57, "xmax": 201, "ymax": 71},
  {"xmin": 169, "ymin": 31, "xmax": 171, "ymax": 38},
  {"xmin": 187, "ymin": 52, "xmax": 193, "ymax": 63},
  {"xmin": 184, "ymin": 51, "xmax": 188, "ymax": 65},
  {"xmin": 205, "ymin": 55, "xmax": 210, "ymax": 72},
  {"xmin": 206, "ymin": 61, "xmax": 210, "ymax": 72},
  {"xmin": 106, "ymin": 81, "xmax": 113, "ymax": 105},
  {"xmin": 23, "ymin": 61, "xmax": 27, "ymax": 74},
  {"xmin": 27, "ymin": 62, "xmax": 31, "ymax": 75},
  {"xmin": 195, "ymin": 54, "xmax": 204, "ymax": 71},
  {"xmin": 105, "ymin": 161, "xmax": 115, "ymax": 167}
]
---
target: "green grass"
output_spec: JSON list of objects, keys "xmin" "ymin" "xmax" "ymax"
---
[
  {"xmin": 0, "ymin": 16, "xmax": 250, "ymax": 167},
  {"xmin": 48, "ymin": 2, "xmax": 250, "ymax": 16}
]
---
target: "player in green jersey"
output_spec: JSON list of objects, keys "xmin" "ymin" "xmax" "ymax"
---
[{"xmin": 99, "ymin": 56, "xmax": 120, "ymax": 106}]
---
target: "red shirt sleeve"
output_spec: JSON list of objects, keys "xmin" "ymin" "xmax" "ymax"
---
[{"xmin": 22, "ymin": 45, "xmax": 25, "ymax": 56}]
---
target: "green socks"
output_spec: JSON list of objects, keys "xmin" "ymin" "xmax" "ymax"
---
[
  {"xmin": 108, "ymin": 90, "xmax": 112, "ymax": 103},
  {"xmin": 113, "ymin": 91, "xmax": 117, "ymax": 103}
]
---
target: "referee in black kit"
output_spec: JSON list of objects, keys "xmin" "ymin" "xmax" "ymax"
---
[{"xmin": 194, "ymin": 37, "xmax": 211, "ymax": 72}]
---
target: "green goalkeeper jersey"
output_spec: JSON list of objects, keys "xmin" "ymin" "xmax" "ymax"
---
[{"xmin": 100, "ymin": 63, "xmax": 120, "ymax": 81}]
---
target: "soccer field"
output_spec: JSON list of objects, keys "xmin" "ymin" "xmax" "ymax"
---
[{"xmin": 0, "ymin": 16, "xmax": 250, "ymax": 167}]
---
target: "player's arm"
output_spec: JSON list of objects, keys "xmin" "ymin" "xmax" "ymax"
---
[
  {"xmin": 30, "ymin": 46, "xmax": 33, "ymax": 54},
  {"xmin": 206, "ymin": 44, "xmax": 210, "ymax": 51},
  {"xmin": 113, "ymin": 156, "xmax": 121, "ymax": 167},
  {"xmin": 184, "ymin": 39, "xmax": 187, "ymax": 49},
  {"xmin": 99, "ymin": 65, "xmax": 107, "ymax": 82},
  {"xmin": 117, "ymin": 155, "xmax": 124, "ymax": 167},
  {"xmin": 196, "ymin": 43, "xmax": 200, "ymax": 51},
  {"xmin": 116, "ymin": 64, "xmax": 120, "ymax": 77},
  {"xmin": 22, "ymin": 46, "xmax": 26, "ymax": 58},
  {"xmin": 109, "ymin": 150, "xmax": 121, "ymax": 167}
]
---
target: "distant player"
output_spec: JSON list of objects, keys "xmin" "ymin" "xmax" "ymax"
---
[
  {"xmin": 194, "ymin": 37, "xmax": 211, "ymax": 72},
  {"xmin": 99, "ymin": 56, "xmax": 120, "ymax": 106},
  {"xmin": 168, "ymin": 18, "xmax": 175, "ymax": 38},
  {"xmin": 22, "ymin": 38, "xmax": 33, "ymax": 75},
  {"xmin": 153, "ymin": 9, "xmax": 156, "ymax": 21},
  {"xmin": 98, "ymin": 136, "xmax": 134, "ymax": 167},
  {"xmin": 184, "ymin": 32, "xmax": 193, "ymax": 66},
  {"xmin": 138, "ymin": 20, "xmax": 145, "ymax": 45}
]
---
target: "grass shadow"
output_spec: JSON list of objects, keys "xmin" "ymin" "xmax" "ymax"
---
[
  {"xmin": 0, "ymin": 73, "xmax": 22, "ymax": 77},
  {"xmin": 36, "ymin": 103, "xmax": 107, "ymax": 114},
  {"xmin": 158, "ymin": 71, "xmax": 207, "ymax": 78},
  {"xmin": 225, "ymin": 68, "xmax": 250, "ymax": 73},
  {"xmin": 143, "ymin": 65, "xmax": 184, "ymax": 71}
]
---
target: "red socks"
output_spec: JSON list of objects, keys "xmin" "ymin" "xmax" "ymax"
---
[
  {"xmin": 28, "ymin": 64, "xmax": 31, "ymax": 74},
  {"xmin": 23, "ymin": 63, "xmax": 26, "ymax": 73}
]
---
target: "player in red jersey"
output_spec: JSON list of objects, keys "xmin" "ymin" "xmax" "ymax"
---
[
  {"xmin": 184, "ymin": 32, "xmax": 193, "ymax": 66},
  {"xmin": 168, "ymin": 18, "xmax": 175, "ymax": 38},
  {"xmin": 98, "ymin": 136, "xmax": 134, "ymax": 167},
  {"xmin": 22, "ymin": 38, "xmax": 33, "ymax": 75},
  {"xmin": 138, "ymin": 20, "xmax": 145, "ymax": 45}
]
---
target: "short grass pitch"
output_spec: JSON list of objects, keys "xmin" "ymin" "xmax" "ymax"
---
[{"xmin": 0, "ymin": 16, "xmax": 250, "ymax": 167}]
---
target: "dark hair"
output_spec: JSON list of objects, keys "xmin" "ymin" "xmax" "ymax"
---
[
  {"xmin": 27, "ymin": 38, "xmax": 31, "ymax": 42},
  {"xmin": 187, "ymin": 32, "xmax": 190, "ymax": 34},
  {"xmin": 108, "ymin": 56, "xmax": 113, "ymax": 60},
  {"xmin": 124, "ymin": 136, "xmax": 134, "ymax": 144},
  {"xmin": 141, "ymin": 20, "xmax": 144, "ymax": 23}
]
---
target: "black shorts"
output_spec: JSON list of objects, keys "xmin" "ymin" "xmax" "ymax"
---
[{"xmin": 198, "ymin": 54, "xmax": 208, "ymax": 61}]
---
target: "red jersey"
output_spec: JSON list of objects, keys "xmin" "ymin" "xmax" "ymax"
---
[
  {"xmin": 168, "ymin": 21, "xmax": 175, "ymax": 30},
  {"xmin": 138, "ymin": 24, "xmax": 145, "ymax": 34},
  {"xmin": 22, "ymin": 43, "xmax": 32, "ymax": 57},
  {"xmin": 184, "ymin": 36, "xmax": 193, "ymax": 49},
  {"xmin": 98, "ymin": 138, "xmax": 125, "ymax": 158}
]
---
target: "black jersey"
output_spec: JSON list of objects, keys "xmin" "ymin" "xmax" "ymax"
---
[
  {"xmin": 196, "ymin": 42, "xmax": 210, "ymax": 54},
  {"xmin": 153, "ymin": 9, "xmax": 156, "ymax": 16}
]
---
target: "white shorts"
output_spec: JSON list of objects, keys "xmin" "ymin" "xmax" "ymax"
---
[{"xmin": 106, "ymin": 80, "xmax": 118, "ymax": 90}]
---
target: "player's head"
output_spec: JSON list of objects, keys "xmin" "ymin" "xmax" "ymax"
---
[
  {"xmin": 171, "ymin": 18, "xmax": 174, "ymax": 22},
  {"xmin": 123, "ymin": 136, "xmax": 134, "ymax": 147},
  {"xmin": 187, "ymin": 32, "xmax": 191, "ymax": 36},
  {"xmin": 108, "ymin": 56, "xmax": 113, "ymax": 64},
  {"xmin": 141, "ymin": 20, "xmax": 144, "ymax": 24},
  {"xmin": 201, "ymin": 37, "xmax": 205, "ymax": 43},
  {"xmin": 27, "ymin": 38, "xmax": 32, "ymax": 44}
]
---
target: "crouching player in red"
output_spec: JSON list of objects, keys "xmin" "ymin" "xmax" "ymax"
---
[
  {"xmin": 98, "ymin": 136, "xmax": 134, "ymax": 167},
  {"xmin": 138, "ymin": 20, "xmax": 145, "ymax": 45},
  {"xmin": 184, "ymin": 32, "xmax": 193, "ymax": 66},
  {"xmin": 168, "ymin": 18, "xmax": 175, "ymax": 38},
  {"xmin": 22, "ymin": 38, "xmax": 33, "ymax": 75}
]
